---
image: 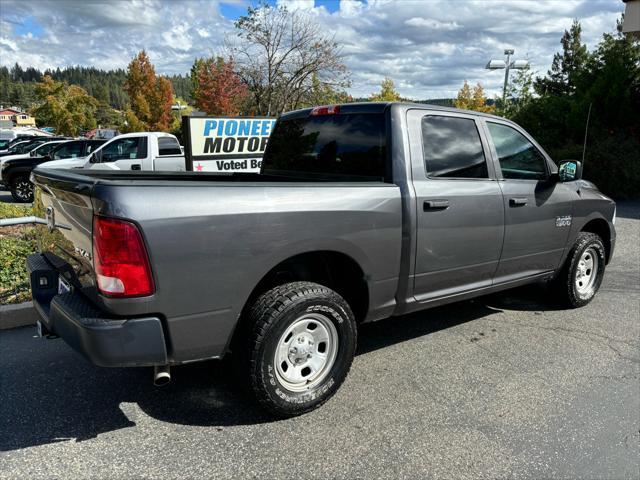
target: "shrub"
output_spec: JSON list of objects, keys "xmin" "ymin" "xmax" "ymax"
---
[
  {"xmin": 0, "ymin": 233, "xmax": 37, "ymax": 305},
  {"xmin": 582, "ymin": 133, "xmax": 640, "ymax": 199},
  {"xmin": 0, "ymin": 203, "xmax": 33, "ymax": 220}
]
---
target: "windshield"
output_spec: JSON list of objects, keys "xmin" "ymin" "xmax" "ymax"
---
[
  {"xmin": 9, "ymin": 142, "xmax": 29, "ymax": 152},
  {"xmin": 23, "ymin": 142, "xmax": 44, "ymax": 153},
  {"xmin": 33, "ymin": 142, "xmax": 61, "ymax": 156},
  {"xmin": 262, "ymin": 112, "xmax": 388, "ymax": 181}
]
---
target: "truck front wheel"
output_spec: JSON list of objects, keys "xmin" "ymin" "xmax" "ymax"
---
[
  {"xmin": 10, "ymin": 175, "xmax": 34, "ymax": 203},
  {"xmin": 555, "ymin": 232, "xmax": 606, "ymax": 308},
  {"xmin": 244, "ymin": 281, "xmax": 357, "ymax": 417}
]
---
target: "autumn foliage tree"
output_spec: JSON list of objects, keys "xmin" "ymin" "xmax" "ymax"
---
[
  {"xmin": 31, "ymin": 75, "xmax": 97, "ymax": 135},
  {"xmin": 370, "ymin": 78, "xmax": 402, "ymax": 101},
  {"xmin": 192, "ymin": 57, "xmax": 249, "ymax": 115},
  {"xmin": 123, "ymin": 50, "xmax": 173, "ymax": 131},
  {"xmin": 454, "ymin": 81, "xmax": 495, "ymax": 113}
]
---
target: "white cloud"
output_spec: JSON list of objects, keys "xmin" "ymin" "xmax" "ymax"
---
[
  {"xmin": 277, "ymin": 0, "xmax": 315, "ymax": 11},
  {"xmin": 162, "ymin": 23, "xmax": 193, "ymax": 51},
  {"xmin": 0, "ymin": 0, "xmax": 625, "ymax": 99},
  {"xmin": 0, "ymin": 37, "xmax": 18, "ymax": 51},
  {"xmin": 405, "ymin": 18, "xmax": 459, "ymax": 31},
  {"xmin": 196, "ymin": 28, "xmax": 211, "ymax": 38}
]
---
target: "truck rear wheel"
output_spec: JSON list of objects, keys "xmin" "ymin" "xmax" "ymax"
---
[
  {"xmin": 555, "ymin": 232, "xmax": 606, "ymax": 308},
  {"xmin": 244, "ymin": 281, "xmax": 357, "ymax": 417},
  {"xmin": 10, "ymin": 175, "xmax": 34, "ymax": 203}
]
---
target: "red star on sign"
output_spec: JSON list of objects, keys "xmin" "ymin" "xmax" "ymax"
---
[{"xmin": 196, "ymin": 163, "xmax": 203, "ymax": 171}]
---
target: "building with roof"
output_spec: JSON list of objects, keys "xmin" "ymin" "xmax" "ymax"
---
[
  {"xmin": 0, "ymin": 108, "xmax": 36, "ymax": 127},
  {"xmin": 623, "ymin": 0, "xmax": 640, "ymax": 37}
]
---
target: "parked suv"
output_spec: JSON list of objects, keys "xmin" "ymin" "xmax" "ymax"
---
[{"xmin": 2, "ymin": 139, "xmax": 105, "ymax": 202}]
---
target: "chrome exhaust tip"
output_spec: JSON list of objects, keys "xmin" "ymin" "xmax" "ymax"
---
[{"xmin": 153, "ymin": 365, "xmax": 171, "ymax": 387}]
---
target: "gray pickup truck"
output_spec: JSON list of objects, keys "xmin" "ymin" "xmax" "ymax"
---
[{"xmin": 27, "ymin": 102, "xmax": 616, "ymax": 416}]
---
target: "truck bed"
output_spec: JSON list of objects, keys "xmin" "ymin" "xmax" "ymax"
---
[{"xmin": 30, "ymin": 168, "xmax": 402, "ymax": 364}]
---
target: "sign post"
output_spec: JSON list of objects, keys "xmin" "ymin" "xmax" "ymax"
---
[{"xmin": 182, "ymin": 116, "xmax": 276, "ymax": 173}]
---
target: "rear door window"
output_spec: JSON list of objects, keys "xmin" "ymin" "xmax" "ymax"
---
[
  {"xmin": 158, "ymin": 137, "xmax": 182, "ymax": 155},
  {"xmin": 263, "ymin": 113, "xmax": 387, "ymax": 180},
  {"xmin": 421, "ymin": 115, "xmax": 488, "ymax": 178}
]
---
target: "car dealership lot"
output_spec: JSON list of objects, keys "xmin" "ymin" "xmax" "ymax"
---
[{"xmin": 1, "ymin": 202, "xmax": 638, "ymax": 479}]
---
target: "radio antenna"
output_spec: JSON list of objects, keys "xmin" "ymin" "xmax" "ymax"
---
[{"xmin": 582, "ymin": 102, "xmax": 592, "ymax": 167}]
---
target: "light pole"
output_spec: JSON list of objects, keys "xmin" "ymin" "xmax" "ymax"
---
[{"xmin": 486, "ymin": 49, "xmax": 529, "ymax": 105}]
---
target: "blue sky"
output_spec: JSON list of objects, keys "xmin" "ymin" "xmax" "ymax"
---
[{"xmin": 0, "ymin": 0, "xmax": 625, "ymax": 99}]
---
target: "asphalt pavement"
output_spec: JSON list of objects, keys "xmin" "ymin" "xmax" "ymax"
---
[
  {"xmin": 0, "ymin": 185, "xmax": 16, "ymax": 204},
  {"xmin": 1, "ymin": 202, "xmax": 639, "ymax": 479}
]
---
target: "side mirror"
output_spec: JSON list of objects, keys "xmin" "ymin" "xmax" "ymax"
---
[
  {"xmin": 43, "ymin": 155, "xmax": 51, "ymax": 162},
  {"xmin": 557, "ymin": 160, "xmax": 583, "ymax": 182}
]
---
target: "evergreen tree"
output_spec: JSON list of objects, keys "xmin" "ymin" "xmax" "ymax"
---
[{"xmin": 535, "ymin": 19, "xmax": 588, "ymax": 95}]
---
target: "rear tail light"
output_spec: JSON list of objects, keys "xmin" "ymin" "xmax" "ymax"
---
[
  {"xmin": 92, "ymin": 216, "xmax": 154, "ymax": 297},
  {"xmin": 310, "ymin": 105, "xmax": 340, "ymax": 116}
]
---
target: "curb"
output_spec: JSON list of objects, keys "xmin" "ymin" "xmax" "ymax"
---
[{"xmin": 0, "ymin": 301, "xmax": 36, "ymax": 330}]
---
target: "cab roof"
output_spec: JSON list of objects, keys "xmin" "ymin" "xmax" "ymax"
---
[{"xmin": 281, "ymin": 101, "xmax": 507, "ymax": 122}]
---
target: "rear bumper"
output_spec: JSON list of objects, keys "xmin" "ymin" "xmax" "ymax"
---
[{"xmin": 28, "ymin": 253, "xmax": 168, "ymax": 367}]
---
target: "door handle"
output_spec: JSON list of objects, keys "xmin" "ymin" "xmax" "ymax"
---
[
  {"xmin": 131, "ymin": 164, "xmax": 141, "ymax": 170},
  {"xmin": 509, "ymin": 197, "xmax": 527, "ymax": 207},
  {"xmin": 424, "ymin": 199, "xmax": 450, "ymax": 210}
]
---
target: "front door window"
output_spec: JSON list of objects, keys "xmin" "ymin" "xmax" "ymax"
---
[{"xmin": 487, "ymin": 122, "xmax": 547, "ymax": 180}]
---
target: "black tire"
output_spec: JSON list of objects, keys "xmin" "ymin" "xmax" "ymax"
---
[
  {"xmin": 10, "ymin": 175, "xmax": 34, "ymax": 203},
  {"xmin": 243, "ymin": 281, "xmax": 357, "ymax": 417},
  {"xmin": 555, "ymin": 232, "xmax": 606, "ymax": 308}
]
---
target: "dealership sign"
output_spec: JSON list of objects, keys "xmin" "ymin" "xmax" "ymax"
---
[{"xmin": 183, "ymin": 116, "xmax": 276, "ymax": 173}]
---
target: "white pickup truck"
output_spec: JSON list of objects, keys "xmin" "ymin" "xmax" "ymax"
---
[{"xmin": 40, "ymin": 132, "xmax": 185, "ymax": 171}]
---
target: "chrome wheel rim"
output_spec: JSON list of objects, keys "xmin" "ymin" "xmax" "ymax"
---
[
  {"xmin": 575, "ymin": 247, "xmax": 598, "ymax": 295},
  {"xmin": 274, "ymin": 312, "xmax": 338, "ymax": 392},
  {"xmin": 14, "ymin": 180, "xmax": 32, "ymax": 201}
]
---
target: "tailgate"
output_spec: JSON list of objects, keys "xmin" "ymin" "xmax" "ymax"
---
[{"xmin": 32, "ymin": 170, "xmax": 96, "ymax": 290}]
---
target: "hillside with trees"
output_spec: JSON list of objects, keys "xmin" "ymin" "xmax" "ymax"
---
[{"xmin": 0, "ymin": 63, "xmax": 191, "ymax": 111}]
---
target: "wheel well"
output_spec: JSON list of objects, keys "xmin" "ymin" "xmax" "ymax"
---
[
  {"xmin": 581, "ymin": 218, "xmax": 611, "ymax": 263},
  {"xmin": 242, "ymin": 251, "xmax": 369, "ymax": 323},
  {"xmin": 6, "ymin": 169, "xmax": 29, "ymax": 186}
]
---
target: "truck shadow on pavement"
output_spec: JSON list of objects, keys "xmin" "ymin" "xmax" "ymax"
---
[{"xmin": 2, "ymin": 283, "xmax": 561, "ymax": 452}]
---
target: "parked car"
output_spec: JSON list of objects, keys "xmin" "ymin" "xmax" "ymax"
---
[
  {"xmin": 2, "ymin": 139, "xmax": 105, "ymax": 202},
  {"xmin": 27, "ymin": 102, "xmax": 615, "ymax": 417},
  {"xmin": 0, "ymin": 139, "xmax": 68, "ymax": 185},
  {"xmin": 0, "ymin": 136, "xmax": 59, "ymax": 157},
  {"xmin": 0, "ymin": 139, "xmax": 31, "ymax": 156},
  {"xmin": 39, "ymin": 132, "xmax": 185, "ymax": 171},
  {"xmin": 0, "ymin": 129, "xmax": 39, "ymax": 144}
]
